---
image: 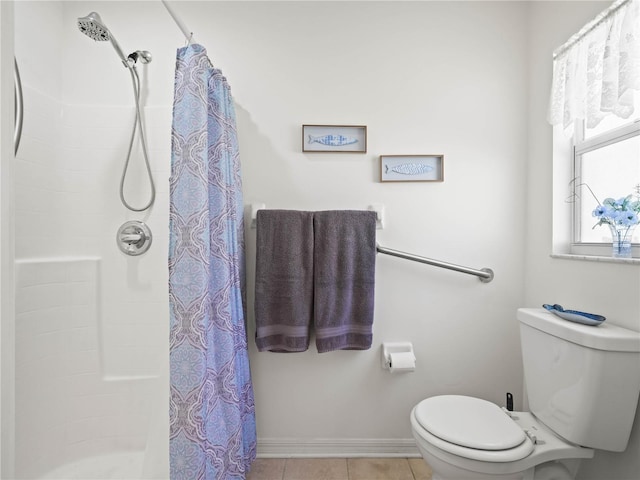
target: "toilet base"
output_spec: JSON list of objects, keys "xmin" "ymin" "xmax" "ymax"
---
[
  {"xmin": 420, "ymin": 449, "xmax": 579, "ymax": 480},
  {"xmin": 419, "ymin": 446, "xmax": 534, "ymax": 480}
]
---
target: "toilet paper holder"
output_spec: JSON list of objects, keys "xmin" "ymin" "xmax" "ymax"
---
[{"xmin": 381, "ymin": 342, "xmax": 416, "ymax": 371}]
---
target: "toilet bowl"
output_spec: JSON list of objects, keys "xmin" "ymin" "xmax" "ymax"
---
[{"xmin": 410, "ymin": 395, "xmax": 594, "ymax": 480}]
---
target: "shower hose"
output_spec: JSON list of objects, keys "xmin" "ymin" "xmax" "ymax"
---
[{"xmin": 121, "ymin": 63, "xmax": 156, "ymax": 212}]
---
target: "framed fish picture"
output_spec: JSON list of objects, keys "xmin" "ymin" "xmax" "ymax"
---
[
  {"xmin": 302, "ymin": 125, "xmax": 367, "ymax": 153},
  {"xmin": 380, "ymin": 155, "xmax": 444, "ymax": 182}
]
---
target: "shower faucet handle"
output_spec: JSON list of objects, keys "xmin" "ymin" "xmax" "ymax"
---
[
  {"xmin": 120, "ymin": 233, "xmax": 143, "ymax": 244},
  {"xmin": 117, "ymin": 221, "xmax": 152, "ymax": 256}
]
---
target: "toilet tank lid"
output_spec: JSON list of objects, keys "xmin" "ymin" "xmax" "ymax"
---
[
  {"xmin": 518, "ymin": 308, "xmax": 640, "ymax": 352},
  {"xmin": 414, "ymin": 395, "xmax": 527, "ymax": 451}
]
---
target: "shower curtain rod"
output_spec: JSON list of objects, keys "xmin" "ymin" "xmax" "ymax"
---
[
  {"xmin": 376, "ymin": 244, "xmax": 494, "ymax": 283},
  {"xmin": 161, "ymin": 0, "xmax": 194, "ymax": 43}
]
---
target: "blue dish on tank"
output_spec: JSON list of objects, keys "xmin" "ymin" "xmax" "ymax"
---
[{"xmin": 542, "ymin": 304, "xmax": 606, "ymax": 326}]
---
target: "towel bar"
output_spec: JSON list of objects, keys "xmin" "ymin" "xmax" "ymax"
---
[
  {"xmin": 248, "ymin": 204, "xmax": 492, "ymax": 282},
  {"xmin": 376, "ymin": 244, "xmax": 494, "ymax": 283},
  {"xmin": 250, "ymin": 203, "xmax": 384, "ymax": 229}
]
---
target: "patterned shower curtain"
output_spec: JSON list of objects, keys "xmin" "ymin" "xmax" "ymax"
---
[{"xmin": 169, "ymin": 44, "xmax": 257, "ymax": 479}]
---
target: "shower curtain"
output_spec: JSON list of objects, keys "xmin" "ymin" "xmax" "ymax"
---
[{"xmin": 169, "ymin": 44, "xmax": 257, "ymax": 479}]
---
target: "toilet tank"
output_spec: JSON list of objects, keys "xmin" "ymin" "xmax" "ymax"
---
[{"xmin": 517, "ymin": 308, "xmax": 640, "ymax": 452}]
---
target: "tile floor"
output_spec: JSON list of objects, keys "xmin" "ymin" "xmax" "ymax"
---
[{"xmin": 247, "ymin": 458, "xmax": 432, "ymax": 480}]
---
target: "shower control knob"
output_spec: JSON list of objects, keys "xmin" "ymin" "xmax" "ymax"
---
[{"xmin": 117, "ymin": 220, "xmax": 152, "ymax": 256}]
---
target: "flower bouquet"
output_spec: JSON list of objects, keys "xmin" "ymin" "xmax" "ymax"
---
[{"xmin": 592, "ymin": 194, "xmax": 640, "ymax": 257}]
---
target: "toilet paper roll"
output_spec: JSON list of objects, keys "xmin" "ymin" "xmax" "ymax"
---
[{"xmin": 388, "ymin": 352, "xmax": 416, "ymax": 372}]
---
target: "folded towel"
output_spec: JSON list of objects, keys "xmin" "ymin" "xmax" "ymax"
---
[
  {"xmin": 313, "ymin": 210, "xmax": 377, "ymax": 353},
  {"xmin": 254, "ymin": 210, "xmax": 314, "ymax": 352}
]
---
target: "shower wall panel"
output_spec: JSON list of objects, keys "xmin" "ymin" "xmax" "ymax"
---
[
  {"xmin": 14, "ymin": 259, "xmax": 151, "ymax": 478},
  {"xmin": 13, "ymin": 1, "xmax": 170, "ymax": 478}
]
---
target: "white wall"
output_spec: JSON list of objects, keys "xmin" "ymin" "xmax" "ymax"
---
[{"xmin": 526, "ymin": 2, "xmax": 640, "ymax": 479}]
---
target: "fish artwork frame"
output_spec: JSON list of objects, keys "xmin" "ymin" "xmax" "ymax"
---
[
  {"xmin": 380, "ymin": 155, "xmax": 444, "ymax": 182},
  {"xmin": 302, "ymin": 125, "xmax": 367, "ymax": 153}
]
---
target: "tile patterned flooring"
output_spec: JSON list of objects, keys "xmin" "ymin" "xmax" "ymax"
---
[{"xmin": 247, "ymin": 458, "xmax": 432, "ymax": 480}]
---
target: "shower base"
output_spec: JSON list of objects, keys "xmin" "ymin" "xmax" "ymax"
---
[{"xmin": 39, "ymin": 451, "xmax": 144, "ymax": 480}]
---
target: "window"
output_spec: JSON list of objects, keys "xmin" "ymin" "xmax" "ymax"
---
[
  {"xmin": 570, "ymin": 113, "xmax": 640, "ymax": 256},
  {"xmin": 548, "ymin": 0, "xmax": 639, "ymax": 258}
]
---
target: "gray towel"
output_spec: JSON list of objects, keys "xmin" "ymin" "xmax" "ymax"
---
[
  {"xmin": 313, "ymin": 210, "xmax": 377, "ymax": 353},
  {"xmin": 255, "ymin": 210, "xmax": 314, "ymax": 352}
]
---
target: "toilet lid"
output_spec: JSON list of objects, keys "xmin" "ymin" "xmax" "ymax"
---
[{"xmin": 414, "ymin": 395, "xmax": 527, "ymax": 451}]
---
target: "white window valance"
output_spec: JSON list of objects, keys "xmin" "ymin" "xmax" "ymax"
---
[{"xmin": 548, "ymin": 0, "xmax": 640, "ymax": 133}]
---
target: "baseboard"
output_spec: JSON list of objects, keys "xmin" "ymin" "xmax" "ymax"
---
[{"xmin": 257, "ymin": 438, "xmax": 421, "ymax": 458}]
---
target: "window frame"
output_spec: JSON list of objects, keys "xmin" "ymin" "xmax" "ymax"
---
[{"xmin": 570, "ymin": 119, "xmax": 640, "ymax": 257}]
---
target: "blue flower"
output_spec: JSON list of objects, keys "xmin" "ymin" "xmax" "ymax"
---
[
  {"xmin": 592, "ymin": 193, "xmax": 640, "ymax": 228},
  {"xmin": 592, "ymin": 205, "xmax": 608, "ymax": 217},
  {"xmin": 617, "ymin": 210, "xmax": 638, "ymax": 226}
]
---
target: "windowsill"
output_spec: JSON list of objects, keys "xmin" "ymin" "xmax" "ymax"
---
[{"xmin": 551, "ymin": 253, "xmax": 640, "ymax": 265}]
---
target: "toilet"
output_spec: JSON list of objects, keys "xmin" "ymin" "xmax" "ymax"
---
[{"xmin": 410, "ymin": 307, "xmax": 640, "ymax": 480}]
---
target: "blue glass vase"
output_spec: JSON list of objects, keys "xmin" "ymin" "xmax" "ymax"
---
[{"xmin": 609, "ymin": 224, "xmax": 636, "ymax": 258}]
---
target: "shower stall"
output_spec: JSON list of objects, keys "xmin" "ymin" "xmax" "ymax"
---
[{"xmin": 2, "ymin": 1, "xmax": 174, "ymax": 478}]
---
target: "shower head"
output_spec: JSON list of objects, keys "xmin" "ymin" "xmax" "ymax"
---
[
  {"xmin": 77, "ymin": 12, "xmax": 108, "ymax": 41},
  {"xmin": 77, "ymin": 12, "xmax": 128, "ymax": 66}
]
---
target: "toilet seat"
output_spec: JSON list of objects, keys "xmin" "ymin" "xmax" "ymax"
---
[{"xmin": 413, "ymin": 395, "xmax": 535, "ymax": 462}]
